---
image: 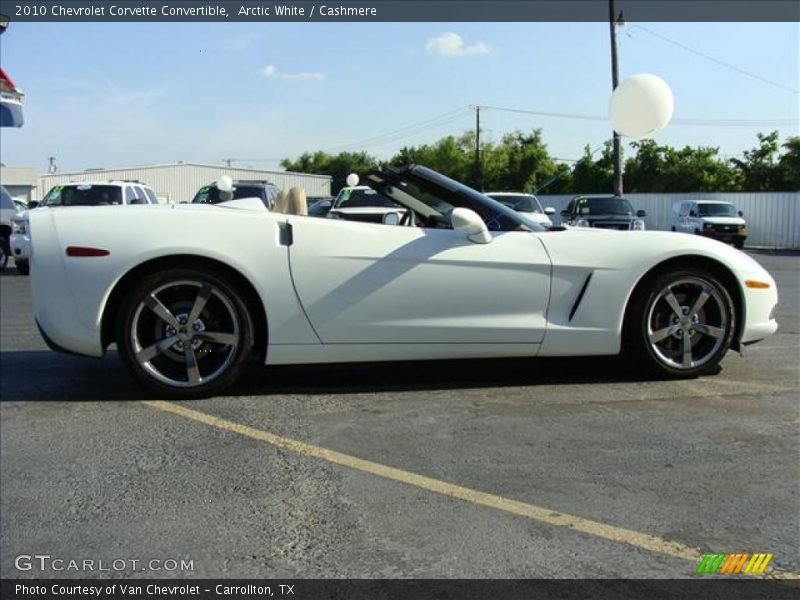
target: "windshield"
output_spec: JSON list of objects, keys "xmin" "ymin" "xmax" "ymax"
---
[
  {"xmin": 576, "ymin": 197, "xmax": 634, "ymax": 216},
  {"xmin": 698, "ymin": 203, "xmax": 738, "ymax": 217},
  {"xmin": 487, "ymin": 194, "xmax": 544, "ymax": 214},
  {"xmin": 41, "ymin": 185, "xmax": 123, "ymax": 206},
  {"xmin": 192, "ymin": 185, "xmax": 265, "ymax": 204},
  {"xmin": 366, "ymin": 166, "xmax": 542, "ymax": 232},
  {"xmin": 334, "ymin": 188, "xmax": 398, "ymax": 209}
]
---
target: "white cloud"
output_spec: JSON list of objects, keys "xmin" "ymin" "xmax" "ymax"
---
[
  {"xmin": 426, "ymin": 32, "xmax": 492, "ymax": 57},
  {"xmin": 261, "ymin": 64, "xmax": 325, "ymax": 81}
]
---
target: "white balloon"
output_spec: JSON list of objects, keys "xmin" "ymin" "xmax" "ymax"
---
[
  {"xmin": 218, "ymin": 175, "xmax": 233, "ymax": 193},
  {"xmin": 609, "ymin": 74, "xmax": 674, "ymax": 139},
  {"xmin": 346, "ymin": 173, "xmax": 359, "ymax": 187}
]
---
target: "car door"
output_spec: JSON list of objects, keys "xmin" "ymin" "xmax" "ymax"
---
[{"xmin": 287, "ymin": 217, "xmax": 551, "ymax": 345}]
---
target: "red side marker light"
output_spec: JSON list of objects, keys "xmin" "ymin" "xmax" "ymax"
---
[{"xmin": 66, "ymin": 246, "xmax": 110, "ymax": 257}]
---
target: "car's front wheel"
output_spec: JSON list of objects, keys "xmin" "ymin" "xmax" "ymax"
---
[
  {"xmin": 626, "ymin": 268, "xmax": 736, "ymax": 377},
  {"xmin": 117, "ymin": 268, "xmax": 255, "ymax": 399}
]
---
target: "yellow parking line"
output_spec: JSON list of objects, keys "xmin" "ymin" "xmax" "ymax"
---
[{"xmin": 144, "ymin": 400, "xmax": 799, "ymax": 580}]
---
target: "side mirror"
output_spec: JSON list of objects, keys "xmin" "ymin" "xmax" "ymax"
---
[
  {"xmin": 382, "ymin": 212, "xmax": 401, "ymax": 226},
  {"xmin": 451, "ymin": 208, "xmax": 491, "ymax": 244},
  {"xmin": 560, "ymin": 209, "xmax": 570, "ymax": 217},
  {"xmin": 738, "ymin": 210, "xmax": 743, "ymax": 217},
  {"xmin": 27, "ymin": 200, "xmax": 40, "ymax": 209},
  {"xmin": 689, "ymin": 210, "xmax": 697, "ymax": 217},
  {"xmin": 544, "ymin": 207, "xmax": 556, "ymax": 215},
  {"xmin": 636, "ymin": 209, "xmax": 647, "ymax": 217}
]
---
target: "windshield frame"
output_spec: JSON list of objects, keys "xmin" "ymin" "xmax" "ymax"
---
[{"xmin": 366, "ymin": 166, "xmax": 545, "ymax": 232}]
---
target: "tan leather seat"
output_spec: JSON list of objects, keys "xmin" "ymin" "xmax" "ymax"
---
[
  {"xmin": 285, "ymin": 187, "xmax": 308, "ymax": 216},
  {"xmin": 273, "ymin": 190, "xmax": 287, "ymax": 213}
]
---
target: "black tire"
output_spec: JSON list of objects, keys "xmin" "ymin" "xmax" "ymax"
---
[
  {"xmin": 0, "ymin": 236, "xmax": 9, "ymax": 272},
  {"xmin": 116, "ymin": 267, "xmax": 255, "ymax": 399},
  {"xmin": 671, "ymin": 226, "xmax": 676, "ymax": 232},
  {"xmin": 733, "ymin": 240, "xmax": 745, "ymax": 250},
  {"xmin": 16, "ymin": 259, "xmax": 30, "ymax": 276},
  {"xmin": 625, "ymin": 268, "xmax": 736, "ymax": 378}
]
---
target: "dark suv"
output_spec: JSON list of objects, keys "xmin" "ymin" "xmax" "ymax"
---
[
  {"xmin": 191, "ymin": 180, "xmax": 282, "ymax": 210},
  {"xmin": 560, "ymin": 195, "xmax": 647, "ymax": 230}
]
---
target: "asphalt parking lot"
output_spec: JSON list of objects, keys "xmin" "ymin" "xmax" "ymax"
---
[{"xmin": 1, "ymin": 252, "xmax": 798, "ymax": 580}]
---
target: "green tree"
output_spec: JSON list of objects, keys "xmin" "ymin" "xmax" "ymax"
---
[
  {"xmin": 389, "ymin": 132, "xmax": 475, "ymax": 185},
  {"xmin": 571, "ymin": 143, "xmax": 614, "ymax": 194},
  {"xmin": 777, "ymin": 136, "xmax": 800, "ymax": 190},
  {"xmin": 624, "ymin": 140, "xmax": 741, "ymax": 193},
  {"xmin": 281, "ymin": 150, "xmax": 379, "ymax": 193},
  {"xmin": 730, "ymin": 131, "xmax": 782, "ymax": 191},
  {"xmin": 485, "ymin": 129, "xmax": 572, "ymax": 193}
]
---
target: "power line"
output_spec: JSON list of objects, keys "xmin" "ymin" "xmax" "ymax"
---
[
  {"xmin": 480, "ymin": 104, "xmax": 797, "ymax": 127},
  {"xmin": 323, "ymin": 107, "xmax": 472, "ymax": 152},
  {"xmin": 627, "ymin": 24, "xmax": 799, "ymax": 95}
]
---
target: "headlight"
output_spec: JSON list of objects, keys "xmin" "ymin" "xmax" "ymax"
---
[
  {"xmin": 632, "ymin": 219, "xmax": 646, "ymax": 231},
  {"xmin": 575, "ymin": 219, "xmax": 590, "ymax": 227},
  {"xmin": 738, "ymin": 225, "xmax": 747, "ymax": 232},
  {"xmin": 703, "ymin": 222, "xmax": 715, "ymax": 230},
  {"xmin": 12, "ymin": 219, "xmax": 27, "ymax": 235}
]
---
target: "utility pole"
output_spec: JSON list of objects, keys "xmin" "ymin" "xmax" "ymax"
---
[
  {"xmin": 609, "ymin": 0, "xmax": 623, "ymax": 196},
  {"xmin": 474, "ymin": 105, "xmax": 483, "ymax": 191},
  {"xmin": 46, "ymin": 156, "xmax": 58, "ymax": 174},
  {"xmin": 222, "ymin": 158, "xmax": 234, "ymax": 167}
]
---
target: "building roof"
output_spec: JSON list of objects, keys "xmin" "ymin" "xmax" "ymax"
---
[{"xmin": 39, "ymin": 162, "xmax": 332, "ymax": 180}]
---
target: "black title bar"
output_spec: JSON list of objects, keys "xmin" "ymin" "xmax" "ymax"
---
[
  {"xmin": 3, "ymin": 579, "xmax": 800, "ymax": 600},
  {"xmin": 0, "ymin": 0, "xmax": 799, "ymax": 22}
]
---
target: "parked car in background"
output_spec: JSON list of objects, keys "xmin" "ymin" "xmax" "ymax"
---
[
  {"xmin": 0, "ymin": 185, "xmax": 17, "ymax": 271},
  {"xmin": 191, "ymin": 180, "xmax": 281, "ymax": 210},
  {"xmin": 671, "ymin": 200, "xmax": 747, "ymax": 250},
  {"xmin": 560, "ymin": 195, "xmax": 646, "ymax": 230},
  {"xmin": 327, "ymin": 185, "xmax": 407, "ymax": 224},
  {"xmin": 486, "ymin": 192, "xmax": 555, "ymax": 228},
  {"xmin": 11, "ymin": 181, "xmax": 159, "ymax": 276}
]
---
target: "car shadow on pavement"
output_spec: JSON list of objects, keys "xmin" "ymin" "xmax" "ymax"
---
[{"xmin": 0, "ymin": 349, "xmax": 717, "ymax": 402}]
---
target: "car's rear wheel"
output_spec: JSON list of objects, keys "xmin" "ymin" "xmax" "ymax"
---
[
  {"xmin": 117, "ymin": 268, "xmax": 254, "ymax": 399},
  {"xmin": 626, "ymin": 268, "xmax": 736, "ymax": 377}
]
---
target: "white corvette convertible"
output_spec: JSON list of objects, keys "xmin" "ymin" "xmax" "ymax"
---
[{"xmin": 27, "ymin": 166, "xmax": 778, "ymax": 398}]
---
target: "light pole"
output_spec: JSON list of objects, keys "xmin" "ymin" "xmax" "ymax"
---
[{"xmin": 609, "ymin": 0, "xmax": 624, "ymax": 196}]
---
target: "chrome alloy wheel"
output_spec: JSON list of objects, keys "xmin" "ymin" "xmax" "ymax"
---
[
  {"xmin": 130, "ymin": 280, "xmax": 240, "ymax": 388},
  {"xmin": 646, "ymin": 276, "xmax": 729, "ymax": 370}
]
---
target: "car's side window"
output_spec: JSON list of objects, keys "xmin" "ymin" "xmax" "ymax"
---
[
  {"xmin": 133, "ymin": 186, "xmax": 148, "ymax": 202},
  {"xmin": 124, "ymin": 186, "xmax": 137, "ymax": 204},
  {"xmin": 144, "ymin": 188, "xmax": 158, "ymax": 204}
]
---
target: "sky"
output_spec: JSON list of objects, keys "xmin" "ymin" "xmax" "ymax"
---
[{"xmin": 0, "ymin": 20, "xmax": 797, "ymax": 174}]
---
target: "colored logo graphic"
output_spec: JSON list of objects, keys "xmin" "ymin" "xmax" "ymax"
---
[{"xmin": 696, "ymin": 553, "xmax": 773, "ymax": 575}]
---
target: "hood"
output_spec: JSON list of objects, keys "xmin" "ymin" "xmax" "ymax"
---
[{"xmin": 700, "ymin": 216, "xmax": 745, "ymax": 226}]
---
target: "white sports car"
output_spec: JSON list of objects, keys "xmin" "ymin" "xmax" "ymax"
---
[{"xmin": 27, "ymin": 166, "xmax": 778, "ymax": 398}]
